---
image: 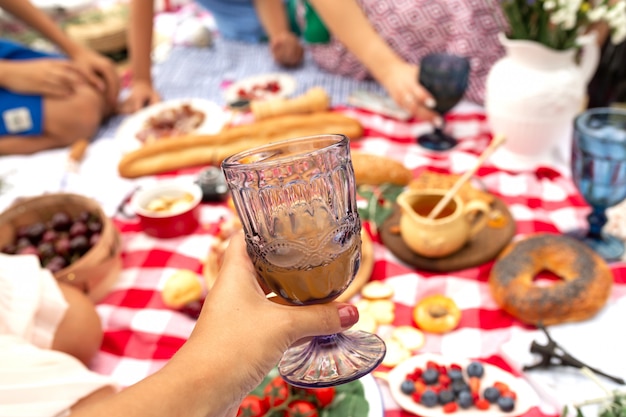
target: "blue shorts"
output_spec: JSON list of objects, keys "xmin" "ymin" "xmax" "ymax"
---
[{"xmin": 0, "ymin": 40, "xmax": 59, "ymax": 136}]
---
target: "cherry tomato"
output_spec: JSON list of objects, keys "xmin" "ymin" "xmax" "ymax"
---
[
  {"xmin": 263, "ymin": 376, "xmax": 290, "ymax": 407},
  {"xmin": 237, "ymin": 395, "xmax": 268, "ymax": 417},
  {"xmin": 304, "ymin": 387, "xmax": 336, "ymax": 408},
  {"xmin": 285, "ymin": 400, "xmax": 319, "ymax": 417}
]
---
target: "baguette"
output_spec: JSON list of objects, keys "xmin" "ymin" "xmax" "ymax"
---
[{"xmin": 118, "ymin": 111, "xmax": 364, "ymax": 179}]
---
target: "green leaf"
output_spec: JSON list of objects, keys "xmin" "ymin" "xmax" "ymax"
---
[{"xmin": 357, "ymin": 184, "xmax": 405, "ymax": 229}]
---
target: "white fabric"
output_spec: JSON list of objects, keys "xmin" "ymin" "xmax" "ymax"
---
[
  {"xmin": 0, "ymin": 335, "xmax": 118, "ymax": 417},
  {"xmin": 0, "ymin": 253, "xmax": 118, "ymax": 417},
  {"xmin": 501, "ymin": 297, "xmax": 626, "ymax": 416},
  {"xmin": 0, "ymin": 253, "xmax": 67, "ymax": 349}
]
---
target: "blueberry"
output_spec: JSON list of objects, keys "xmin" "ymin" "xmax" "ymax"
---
[
  {"xmin": 497, "ymin": 395, "xmax": 515, "ymax": 412},
  {"xmin": 400, "ymin": 379, "xmax": 415, "ymax": 395},
  {"xmin": 451, "ymin": 379, "xmax": 470, "ymax": 395},
  {"xmin": 466, "ymin": 361, "xmax": 485, "ymax": 378},
  {"xmin": 457, "ymin": 390, "xmax": 474, "ymax": 409},
  {"xmin": 484, "ymin": 386, "xmax": 501, "ymax": 403},
  {"xmin": 420, "ymin": 389, "xmax": 438, "ymax": 407},
  {"xmin": 422, "ymin": 368, "xmax": 440, "ymax": 385},
  {"xmin": 438, "ymin": 389, "xmax": 455, "ymax": 405},
  {"xmin": 447, "ymin": 369, "xmax": 464, "ymax": 381}
]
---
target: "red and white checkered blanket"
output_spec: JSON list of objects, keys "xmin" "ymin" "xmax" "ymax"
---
[{"xmin": 92, "ymin": 105, "xmax": 626, "ymax": 417}]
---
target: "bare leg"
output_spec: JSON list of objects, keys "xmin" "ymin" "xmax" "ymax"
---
[
  {"xmin": 0, "ymin": 82, "xmax": 112, "ymax": 155},
  {"xmin": 52, "ymin": 282, "xmax": 104, "ymax": 367}
]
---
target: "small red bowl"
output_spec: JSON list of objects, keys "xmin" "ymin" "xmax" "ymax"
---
[{"xmin": 130, "ymin": 180, "xmax": 202, "ymax": 238}]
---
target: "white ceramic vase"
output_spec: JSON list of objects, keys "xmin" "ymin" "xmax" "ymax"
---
[{"xmin": 485, "ymin": 33, "xmax": 600, "ymax": 174}]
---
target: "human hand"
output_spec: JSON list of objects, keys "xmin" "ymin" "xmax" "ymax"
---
[
  {"xmin": 379, "ymin": 61, "xmax": 441, "ymax": 125},
  {"xmin": 0, "ymin": 59, "xmax": 88, "ymax": 97},
  {"xmin": 270, "ymin": 32, "xmax": 304, "ymax": 67},
  {"xmin": 70, "ymin": 47, "xmax": 120, "ymax": 108},
  {"xmin": 182, "ymin": 233, "xmax": 359, "ymax": 406},
  {"xmin": 117, "ymin": 80, "xmax": 161, "ymax": 114}
]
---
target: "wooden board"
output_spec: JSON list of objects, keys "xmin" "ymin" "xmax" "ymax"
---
[
  {"xmin": 338, "ymin": 229, "xmax": 374, "ymax": 302},
  {"xmin": 379, "ymin": 197, "xmax": 516, "ymax": 272}
]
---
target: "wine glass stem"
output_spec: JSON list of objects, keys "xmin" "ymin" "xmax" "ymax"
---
[{"xmin": 587, "ymin": 206, "xmax": 608, "ymax": 239}]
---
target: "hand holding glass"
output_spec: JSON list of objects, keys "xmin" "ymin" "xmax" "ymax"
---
[
  {"xmin": 221, "ymin": 134, "xmax": 386, "ymax": 387},
  {"xmin": 417, "ymin": 53, "xmax": 470, "ymax": 151}
]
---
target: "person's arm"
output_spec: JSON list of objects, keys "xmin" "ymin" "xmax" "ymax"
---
[
  {"xmin": 118, "ymin": 0, "xmax": 161, "ymax": 113},
  {"xmin": 68, "ymin": 233, "xmax": 358, "ymax": 417},
  {"xmin": 307, "ymin": 0, "xmax": 438, "ymax": 122},
  {"xmin": 0, "ymin": 0, "xmax": 83, "ymax": 57},
  {"xmin": 0, "ymin": 0, "xmax": 119, "ymax": 107},
  {"xmin": 254, "ymin": 0, "xmax": 303, "ymax": 67}
]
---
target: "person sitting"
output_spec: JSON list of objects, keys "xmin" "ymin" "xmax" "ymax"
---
[
  {"xmin": 0, "ymin": 233, "xmax": 359, "ymax": 417},
  {"xmin": 120, "ymin": 0, "xmax": 303, "ymax": 114},
  {"xmin": 0, "ymin": 0, "xmax": 119, "ymax": 156},
  {"xmin": 292, "ymin": 0, "xmax": 508, "ymax": 123}
]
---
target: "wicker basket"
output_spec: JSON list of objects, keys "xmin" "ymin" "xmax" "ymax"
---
[
  {"xmin": 64, "ymin": 4, "xmax": 128, "ymax": 54},
  {"xmin": 0, "ymin": 193, "xmax": 122, "ymax": 302}
]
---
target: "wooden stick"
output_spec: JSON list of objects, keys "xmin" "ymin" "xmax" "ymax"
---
[{"xmin": 427, "ymin": 134, "xmax": 506, "ymax": 219}]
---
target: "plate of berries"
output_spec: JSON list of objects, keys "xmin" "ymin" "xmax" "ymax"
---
[
  {"xmin": 223, "ymin": 73, "xmax": 296, "ymax": 104},
  {"xmin": 386, "ymin": 353, "xmax": 537, "ymax": 417}
]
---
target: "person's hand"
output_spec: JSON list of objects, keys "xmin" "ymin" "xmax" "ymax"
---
[
  {"xmin": 270, "ymin": 32, "xmax": 304, "ymax": 67},
  {"xmin": 179, "ymin": 233, "xmax": 359, "ymax": 412},
  {"xmin": 379, "ymin": 61, "xmax": 441, "ymax": 125},
  {"xmin": 117, "ymin": 80, "xmax": 161, "ymax": 114},
  {"xmin": 0, "ymin": 59, "xmax": 88, "ymax": 97},
  {"xmin": 69, "ymin": 46, "xmax": 120, "ymax": 109}
]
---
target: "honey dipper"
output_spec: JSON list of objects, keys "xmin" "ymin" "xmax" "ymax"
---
[{"xmin": 427, "ymin": 134, "xmax": 506, "ymax": 219}]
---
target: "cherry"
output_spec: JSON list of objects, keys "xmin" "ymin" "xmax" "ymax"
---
[
  {"xmin": 50, "ymin": 212, "xmax": 72, "ymax": 232},
  {"xmin": 17, "ymin": 245, "xmax": 38, "ymax": 256},
  {"xmin": 54, "ymin": 236, "xmax": 71, "ymax": 257},
  {"xmin": 41, "ymin": 229, "xmax": 58, "ymax": 243},
  {"xmin": 69, "ymin": 235, "xmax": 89, "ymax": 255},
  {"xmin": 69, "ymin": 221, "xmax": 88, "ymax": 238}
]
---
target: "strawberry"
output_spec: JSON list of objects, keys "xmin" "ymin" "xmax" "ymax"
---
[
  {"xmin": 449, "ymin": 363, "xmax": 463, "ymax": 372},
  {"xmin": 442, "ymin": 402, "xmax": 458, "ymax": 413},
  {"xmin": 414, "ymin": 380, "xmax": 427, "ymax": 394},
  {"xmin": 438, "ymin": 373, "xmax": 451, "ymax": 387},
  {"xmin": 493, "ymin": 381, "xmax": 510, "ymax": 393},
  {"xmin": 475, "ymin": 398, "xmax": 490, "ymax": 410},
  {"xmin": 412, "ymin": 391, "xmax": 422, "ymax": 403}
]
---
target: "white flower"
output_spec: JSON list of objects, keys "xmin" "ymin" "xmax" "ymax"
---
[
  {"xmin": 544, "ymin": 0, "xmax": 557, "ymax": 11},
  {"xmin": 587, "ymin": 5, "xmax": 608, "ymax": 22},
  {"xmin": 612, "ymin": 25, "xmax": 626, "ymax": 44}
]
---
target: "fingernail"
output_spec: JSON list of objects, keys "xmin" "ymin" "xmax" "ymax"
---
[
  {"xmin": 425, "ymin": 98, "xmax": 437, "ymax": 109},
  {"xmin": 433, "ymin": 116, "xmax": 444, "ymax": 128},
  {"xmin": 338, "ymin": 304, "xmax": 359, "ymax": 329}
]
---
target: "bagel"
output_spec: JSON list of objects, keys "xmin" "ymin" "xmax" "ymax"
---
[
  {"xmin": 489, "ymin": 233, "xmax": 613, "ymax": 325},
  {"xmin": 413, "ymin": 294, "xmax": 461, "ymax": 333}
]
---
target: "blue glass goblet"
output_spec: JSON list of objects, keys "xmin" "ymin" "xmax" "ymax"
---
[
  {"xmin": 571, "ymin": 107, "xmax": 626, "ymax": 260},
  {"xmin": 417, "ymin": 53, "xmax": 470, "ymax": 151}
]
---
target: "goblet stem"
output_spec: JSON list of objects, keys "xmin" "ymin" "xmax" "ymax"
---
[
  {"xmin": 417, "ymin": 122, "xmax": 458, "ymax": 151},
  {"xmin": 580, "ymin": 205, "xmax": 625, "ymax": 260},
  {"xmin": 278, "ymin": 330, "xmax": 386, "ymax": 388},
  {"xmin": 586, "ymin": 206, "xmax": 608, "ymax": 240}
]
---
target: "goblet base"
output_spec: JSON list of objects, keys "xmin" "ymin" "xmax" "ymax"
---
[
  {"xmin": 278, "ymin": 330, "xmax": 386, "ymax": 388},
  {"xmin": 567, "ymin": 230, "xmax": 625, "ymax": 261},
  {"xmin": 417, "ymin": 130, "xmax": 457, "ymax": 151}
]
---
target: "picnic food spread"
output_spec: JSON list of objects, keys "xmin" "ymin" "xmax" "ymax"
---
[
  {"xmin": 135, "ymin": 103, "xmax": 206, "ymax": 143},
  {"xmin": 489, "ymin": 233, "xmax": 613, "ymax": 325},
  {"xmin": 117, "ymin": 111, "xmax": 364, "ymax": 178}
]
